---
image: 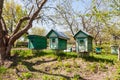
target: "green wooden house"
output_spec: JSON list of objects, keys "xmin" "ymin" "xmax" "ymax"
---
[
  {"xmin": 74, "ymin": 30, "xmax": 93, "ymax": 53},
  {"xmin": 111, "ymin": 45, "xmax": 119, "ymax": 54},
  {"xmin": 28, "ymin": 35, "xmax": 47, "ymax": 49},
  {"xmin": 111, "ymin": 35, "xmax": 120, "ymax": 54},
  {"xmin": 46, "ymin": 29, "xmax": 69, "ymax": 50}
]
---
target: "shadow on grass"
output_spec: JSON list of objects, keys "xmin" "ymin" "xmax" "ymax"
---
[
  {"xmin": 55, "ymin": 52, "xmax": 114, "ymax": 64},
  {"xmin": 18, "ymin": 50, "xmax": 78, "ymax": 60},
  {"xmin": 9, "ymin": 55, "xmax": 85, "ymax": 80},
  {"xmin": 56, "ymin": 52, "xmax": 77, "ymax": 58},
  {"xmin": 9, "ymin": 50, "xmax": 114, "ymax": 79},
  {"xmin": 21, "ymin": 60, "xmax": 86, "ymax": 80},
  {"xmin": 81, "ymin": 55, "xmax": 114, "ymax": 64},
  {"xmin": 24, "ymin": 50, "xmax": 51, "ymax": 59}
]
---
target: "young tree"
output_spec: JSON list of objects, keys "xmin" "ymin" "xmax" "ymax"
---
[
  {"xmin": 0, "ymin": 0, "xmax": 47, "ymax": 65},
  {"xmin": 30, "ymin": 27, "xmax": 46, "ymax": 36},
  {"xmin": 3, "ymin": 0, "xmax": 27, "ymax": 34},
  {"xmin": 50, "ymin": 0, "xmax": 80, "ymax": 36}
]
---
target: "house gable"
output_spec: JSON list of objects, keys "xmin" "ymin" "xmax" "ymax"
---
[
  {"xmin": 75, "ymin": 31, "xmax": 88, "ymax": 38},
  {"xmin": 74, "ymin": 30, "xmax": 93, "ymax": 39},
  {"xmin": 49, "ymin": 31, "xmax": 57, "ymax": 38}
]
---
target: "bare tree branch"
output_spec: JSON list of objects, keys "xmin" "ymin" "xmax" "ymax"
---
[
  {"xmin": 9, "ymin": 0, "xmax": 47, "ymax": 45},
  {"xmin": 28, "ymin": 5, "xmax": 34, "ymax": 16},
  {"xmin": 0, "ymin": 0, "xmax": 4, "ymax": 31},
  {"xmin": 11, "ymin": 16, "xmax": 30, "ymax": 36}
]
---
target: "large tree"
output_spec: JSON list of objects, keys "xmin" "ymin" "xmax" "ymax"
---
[
  {"xmin": 3, "ymin": 0, "xmax": 27, "ymax": 34},
  {"xmin": 0, "ymin": 0, "xmax": 47, "ymax": 65}
]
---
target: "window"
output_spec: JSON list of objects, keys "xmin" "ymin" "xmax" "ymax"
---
[
  {"xmin": 52, "ymin": 38, "xmax": 55, "ymax": 43},
  {"xmin": 80, "ymin": 40, "xmax": 84, "ymax": 45}
]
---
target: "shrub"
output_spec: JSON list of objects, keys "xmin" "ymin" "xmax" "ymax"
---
[
  {"xmin": 66, "ymin": 68, "xmax": 72, "ymax": 72},
  {"xmin": 57, "ymin": 56, "xmax": 62, "ymax": 62},
  {"xmin": 0, "ymin": 66, "xmax": 7, "ymax": 74},
  {"xmin": 15, "ymin": 41, "xmax": 28, "ymax": 48},
  {"xmin": 60, "ymin": 77, "xmax": 67, "ymax": 80},
  {"xmin": 64, "ymin": 63, "xmax": 71, "ymax": 68},
  {"xmin": 71, "ymin": 74, "xmax": 82, "ymax": 80},
  {"xmin": 42, "ymin": 75, "xmax": 56, "ymax": 80},
  {"xmin": 11, "ymin": 50, "xmax": 32, "ymax": 58},
  {"xmin": 99, "ymin": 63, "xmax": 108, "ymax": 72},
  {"xmin": 17, "ymin": 77, "xmax": 23, "ymax": 80},
  {"xmin": 113, "ymin": 75, "xmax": 120, "ymax": 80},
  {"xmin": 86, "ymin": 63, "xmax": 98, "ymax": 73},
  {"xmin": 22, "ymin": 72, "xmax": 32, "ymax": 79}
]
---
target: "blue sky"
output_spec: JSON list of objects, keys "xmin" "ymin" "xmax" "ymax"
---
[
  {"xmin": 14, "ymin": 0, "xmax": 92, "ymax": 32},
  {"xmin": 72, "ymin": 0, "xmax": 92, "ymax": 13}
]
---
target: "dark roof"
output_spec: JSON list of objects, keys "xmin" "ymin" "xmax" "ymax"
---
[
  {"xmin": 74, "ymin": 30, "xmax": 93, "ymax": 38},
  {"xmin": 46, "ymin": 29, "xmax": 69, "ymax": 40}
]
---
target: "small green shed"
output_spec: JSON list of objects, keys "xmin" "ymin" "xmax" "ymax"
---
[
  {"xmin": 46, "ymin": 29, "xmax": 69, "ymax": 50},
  {"xmin": 111, "ymin": 35, "xmax": 120, "ymax": 54},
  {"xmin": 96, "ymin": 47, "xmax": 102, "ymax": 54},
  {"xmin": 28, "ymin": 35, "xmax": 47, "ymax": 49},
  {"xmin": 111, "ymin": 45, "xmax": 119, "ymax": 54},
  {"xmin": 74, "ymin": 30, "xmax": 93, "ymax": 53}
]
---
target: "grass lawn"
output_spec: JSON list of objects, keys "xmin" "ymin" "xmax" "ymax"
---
[{"xmin": 0, "ymin": 49, "xmax": 120, "ymax": 80}]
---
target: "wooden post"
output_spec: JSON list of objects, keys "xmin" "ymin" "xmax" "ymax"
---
[{"xmin": 118, "ymin": 46, "xmax": 120, "ymax": 61}]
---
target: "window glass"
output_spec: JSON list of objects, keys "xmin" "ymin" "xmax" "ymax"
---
[
  {"xmin": 52, "ymin": 38, "xmax": 55, "ymax": 43},
  {"xmin": 80, "ymin": 40, "xmax": 84, "ymax": 45}
]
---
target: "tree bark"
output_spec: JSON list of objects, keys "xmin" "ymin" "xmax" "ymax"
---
[
  {"xmin": 118, "ymin": 47, "xmax": 120, "ymax": 61},
  {"xmin": 0, "ymin": 0, "xmax": 47, "ymax": 65}
]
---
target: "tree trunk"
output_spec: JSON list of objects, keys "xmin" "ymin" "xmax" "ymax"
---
[
  {"xmin": 0, "ymin": 47, "xmax": 5, "ymax": 65},
  {"xmin": 0, "ymin": 45, "xmax": 12, "ymax": 65},
  {"xmin": 118, "ymin": 47, "xmax": 120, "ymax": 61},
  {"xmin": 0, "ymin": 0, "xmax": 48, "ymax": 65},
  {"xmin": 0, "ymin": 34, "xmax": 12, "ymax": 65},
  {"xmin": 0, "ymin": 38, "xmax": 6, "ymax": 65}
]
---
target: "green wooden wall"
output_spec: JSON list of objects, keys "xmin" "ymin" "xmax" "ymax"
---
[
  {"xmin": 111, "ymin": 46, "xmax": 119, "ymax": 54},
  {"xmin": 49, "ymin": 38, "xmax": 67, "ymax": 50},
  {"xmin": 76, "ymin": 38, "xmax": 88, "ymax": 52},
  {"xmin": 87, "ymin": 37, "xmax": 93, "ymax": 52},
  {"xmin": 50, "ymin": 38, "xmax": 58, "ymax": 49},
  {"xmin": 28, "ymin": 35, "xmax": 47, "ymax": 49},
  {"xmin": 75, "ymin": 36, "xmax": 93, "ymax": 52},
  {"xmin": 58, "ymin": 38, "xmax": 67, "ymax": 50}
]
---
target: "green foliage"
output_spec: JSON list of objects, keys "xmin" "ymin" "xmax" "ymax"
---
[
  {"xmin": 60, "ymin": 77, "xmax": 67, "ymax": 80},
  {"xmin": 22, "ymin": 72, "xmax": 32, "ymax": 79},
  {"xmin": 2, "ymin": 49, "xmax": 120, "ymax": 79},
  {"xmin": 105, "ymin": 76, "xmax": 110, "ymax": 80},
  {"xmin": 57, "ymin": 52, "xmax": 77, "ymax": 59},
  {"xmin": 0, "ymin": 66, "xmax": 7, "ymax": 74},
  {"xmin": 98, "ymin": 62, "xmax": 108, "ymax": 72},
  {"xmin": 30, "ymin": 27, "xmax": 46, "ymax": 36},
  {"xmin": 73, "ymin": 59, "xmax": 79, "ymax": 68},
  {"xmin": 54, "ymin": 62, "xmax": 63, "ymax": 69},
  {"xmin": 64, "ymin": 63, "xmax": 71, "ymax": 68},
  {"xmin": 3, "ymin": 0, "xmax": 27, "ymax": 34},
  {"xmin": 57, "ymin": 56, "xmax": 62, "ymax": 62},
  {"xmin": 101, "ymin": 43, "xmax": 111, "ymax": 54},
  {"xmin": 71, "ymin": 74, "xmax": 81, "ymax": 80},
  {"xmin": 90, "ymin": 53, "xmax": 117, "ymax": 63},
  {"xmin": 66, "ymin": 68, "xmax": 72, "ymax": 72},
  {"xmin": 14, "ymin": 41, "xmax": 28, "ymax": 48},
  {"xmin": 116, "ymin": 69, "xmax": 120, "ymax": 75},
  {"xmin": 113, "ymin": 75, "xmax": 120, "ymax": 80},
  {"xmin": 11, "ymin": 50, "xmax": 32, "ymax": 58},
  {"xmin": 17, "ymin": 77, "xmax": 23, "ymax": 80},
  {"xmin": 42, "ymin": 75, "xmax": 57, "ymax": 80},
  {"xmin": 86, "ymin": 63, "xmax": 98, "ymax": 73}
]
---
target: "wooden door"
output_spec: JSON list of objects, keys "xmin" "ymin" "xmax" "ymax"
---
[
  {"xmin": 78, "ymin": 39, "xmax": 87, "ymax": 52},
  {"xmin": 50, "ymin": 38, "xmax": 57, "ymax": 49}
]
